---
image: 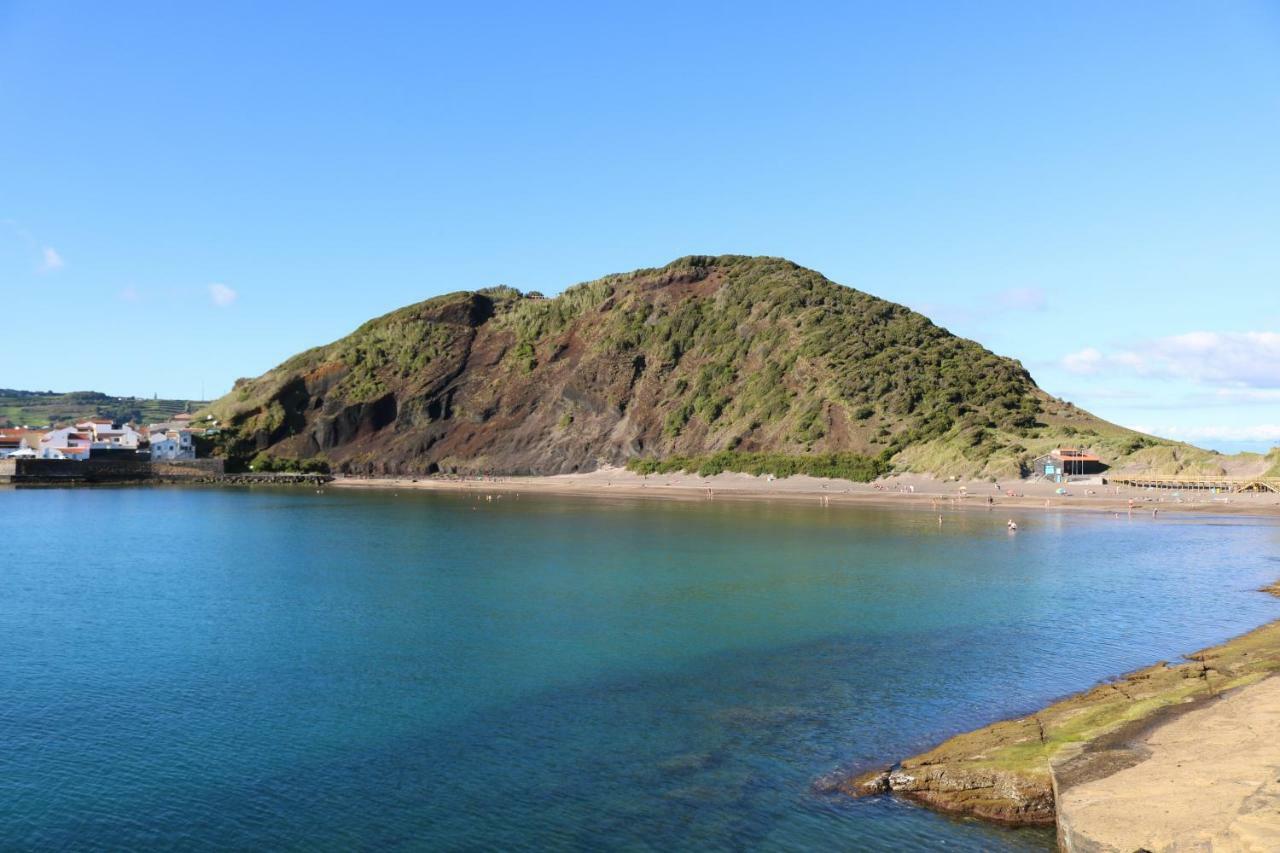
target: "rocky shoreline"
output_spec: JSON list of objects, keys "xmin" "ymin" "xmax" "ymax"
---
[
  {"xmin": 7, "ymin": 472, "xmax": 333, "ymax": 487},
  {"xmin": 841, "ymin": 583, "xmax": 1280, "ymax": 837},
  {"xmin": 152, "ymin": 473, "xmax": 334, "ymax": 486}
]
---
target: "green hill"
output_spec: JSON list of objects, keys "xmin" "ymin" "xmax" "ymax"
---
[
  {"xmin": 0, "ymin": 389, "xmax": 205, "ymax": 429},
  {"xmin": 204, "ymin": 255, "xmax": 1247, "ymax": 479}
]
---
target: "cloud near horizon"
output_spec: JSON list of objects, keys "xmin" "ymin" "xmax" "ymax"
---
[
  {"xmin": 1061, "ymin": 332, "xmax": 1280, "ymax": 389},
  {"xmin": 208, "ymin": 282, "xmax": 238, "ymax": 307},
  {"xmin": 39, "ymin": 247, "xmax": 64, "ymax": 272},
  {"xmin": 1132, "ymin": 423, "xmax": 1280, "ymax": 445}
]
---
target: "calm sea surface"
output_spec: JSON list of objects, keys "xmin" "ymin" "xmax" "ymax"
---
[{"xmin": 2, "ymin": 487, "xmax": 1278, "ymax": 851}]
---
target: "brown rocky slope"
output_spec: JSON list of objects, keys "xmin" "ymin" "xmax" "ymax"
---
[{"xmin": 206, "ymin": 255, "xmax": 1201, "ymax": 477}]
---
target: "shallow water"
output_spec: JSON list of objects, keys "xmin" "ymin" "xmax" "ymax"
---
[{"xmin": 1, "ymin": 487, "xmax": 1277, "ymax": 851}]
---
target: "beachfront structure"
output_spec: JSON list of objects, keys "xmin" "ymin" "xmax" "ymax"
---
[
  {"xmin": 150, "ymin": 429, "xmax": 195, "ymax": 460},
  {"xmin": 1031, "ymin": 448, "xmax": 1105, "ymax": 481}
]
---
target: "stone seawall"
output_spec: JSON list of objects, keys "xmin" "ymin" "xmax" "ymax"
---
[
  {"xmin": 151, "ymin": 459, "xmax": 226, "ymax": 479},
  {"xmin": 193, "ymin": 473, "xmax": 331, "ymax": 486},
  {"xmin": 1, "ymin": 457, "xmax": 328, "ymax": 486},
  {"xmin": 0, "ymin": 457, "xmax": 152, "ymax": 483}
]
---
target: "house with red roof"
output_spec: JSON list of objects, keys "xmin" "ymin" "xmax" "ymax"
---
[{"xmin": 39, "ymin": 427, "xmax": 93, "ymax": 460}]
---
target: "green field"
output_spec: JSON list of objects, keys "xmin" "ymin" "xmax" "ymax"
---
[{"xmin": 0, "ymin": 389, "xmax": 208, "ymax": 429}]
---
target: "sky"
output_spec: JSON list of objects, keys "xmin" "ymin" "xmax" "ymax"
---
[{"xmin": 2, "ymin": 2, "xmax": 1278, "ymax": 452}]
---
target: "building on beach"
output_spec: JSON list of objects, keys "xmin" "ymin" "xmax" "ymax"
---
[{"xmin": 1031, "ymin": 448, "xmax": 1105, "ymax": 482}]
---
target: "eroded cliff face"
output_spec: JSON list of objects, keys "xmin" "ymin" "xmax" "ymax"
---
[
  {"xmin": 207, "ymin": 255, "xmax": 1135, "ymax": 476},
  {"xmin": 217, "ymin": 279, "xmax": 723, "ymax": 475}
]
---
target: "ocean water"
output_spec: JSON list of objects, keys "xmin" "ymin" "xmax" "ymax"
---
[{"xmin": 1, "ymin": 487, "xmax": 1278, "ymax": 851}]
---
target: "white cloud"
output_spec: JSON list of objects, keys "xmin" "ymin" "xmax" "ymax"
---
[
  {"xmin": 1060, "ymin": 332, "xmax": 1280, "ymax": 388},
  {"xmin": 2, "ymin": 222, "xmax": 66, "ymax": 273},
  {"xmin": 209, "ymin": 282, "xmax": 238, "ymax": 307},
  {"xmin": 39, "ymin": 246, "xmax": 64, "ymax": 273},
  {"xmin": 1132, "ymin": 423, "xmax": 1280, "ymax": 444},
  {"xmin": 1061, "ymin": 347, "xmax": 1104, "ymax": 374},
  {"xmin": 1207, "ymin": 388, "xmax": 1280, "ymax": 403}
]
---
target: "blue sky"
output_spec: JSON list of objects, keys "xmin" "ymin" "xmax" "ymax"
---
[{"xmin": 2, "ymin": 2, "xmax": 1278, "ymax": 452}]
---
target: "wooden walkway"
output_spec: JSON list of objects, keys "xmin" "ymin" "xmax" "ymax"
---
[{"xmin": 1107, "ymin": 474, "xmax": 1280, "ymax": 494}]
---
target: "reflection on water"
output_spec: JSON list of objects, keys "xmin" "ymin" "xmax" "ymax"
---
[{"xmin": 1, "ymin": 487, "xmax": 1276, "ymax": 850}]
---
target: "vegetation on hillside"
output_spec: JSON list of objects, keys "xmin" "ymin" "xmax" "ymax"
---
[
  {"xmin": 199, "ymin": 255, "xmax": 1263, "ymax": 479},
  {"xmin": 0, "ymin": 389, "xmax": 204, "ymax": 429},
  {"xmin": 627, "ymin": 451, "xmax": 888, "ymax": 481},
  {"xmin": 1264, "ymin": 448, "xmax": 1280, "ymax": 479}
]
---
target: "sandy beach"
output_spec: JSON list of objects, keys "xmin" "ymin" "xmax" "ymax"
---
[{"xmin": 330, "ymin": 466, "xmax": 1280, "ymax": 518}]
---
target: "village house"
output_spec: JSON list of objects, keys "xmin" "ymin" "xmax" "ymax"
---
[
  {"xmin": 75, "ymin": 419, "xmax": 144, "ymax": 450},
  {"xmin": 149, "ymin": 428, "xmax": 196, "ymax": 460},
  {"xmin": 0, "ymin": 429, "xmax": 47, "ymax": 458},
  {"xmin": 38, "ymin": 427, "xmax": 93, "ymax": 460},
  {"xmin": 1030, "ymin": 448, "xmax": 1106, "ymax": 482}
]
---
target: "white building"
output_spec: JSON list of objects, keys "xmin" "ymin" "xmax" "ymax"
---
[
  {"xmin": 76, "ymin": 419, "xmax": 143, "ymax": 450},
  {"xmin": 150, "ymin": 429, "xmax": 195, "ymax": 460},
  {"xmin": 0, "ymin": 429, "xmax": 45, "ymax": 458},
  {"xmin": 39, "ymin": 428, "xmax": 92, "ymax": 460}
]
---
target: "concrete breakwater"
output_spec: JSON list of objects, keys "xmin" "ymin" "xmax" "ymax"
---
[
  {"xmin": 844, "ymin": 592, "xmax": 1280, "ymax": 848},
  {"xmin": 154, "ymin": 472, "xmax": 334, "ymax": 486},
  {"xmin": 1052, "ymin": 675, "xmax": 1280, "ymax": 851},
  {"xmin": 1, "ymin": 457, "xmax": 331, "ymax": 486}
]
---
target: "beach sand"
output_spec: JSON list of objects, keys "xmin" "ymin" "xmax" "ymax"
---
[{"xmin": 330, "ymin": 466, "xmax": 1280, "ymax": 518}]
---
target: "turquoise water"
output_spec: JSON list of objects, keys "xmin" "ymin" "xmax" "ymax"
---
[{"xmin": 2, "ymin": 487, "xmax": 1278, "ymax": 851}]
